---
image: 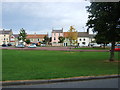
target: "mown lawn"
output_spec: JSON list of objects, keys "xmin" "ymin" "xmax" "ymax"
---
[
  {"xmin": 73, "ymin": 47, "xmax": 110, "ymax": 50},
  {"xmin": 2, "ymin": 50, "xmax": 119, "ymax": 81}
]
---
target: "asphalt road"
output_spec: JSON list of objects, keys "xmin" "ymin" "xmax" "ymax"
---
[{"xmin": 3, "ymin": 78, "xmax": 119, "ymax": 88}]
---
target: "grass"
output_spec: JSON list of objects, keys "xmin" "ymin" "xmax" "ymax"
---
[
  {"xmin": 73, "ymin": 47, "xmax": 110, "ymax": 50},
  {"xmin": 2, "ymin": 50, "xmax": 119, "ymax": 81}
]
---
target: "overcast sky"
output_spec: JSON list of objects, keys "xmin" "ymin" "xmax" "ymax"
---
[{"xmin": 2, "ymin": 1, "xmax": 92, "ymax": 36}]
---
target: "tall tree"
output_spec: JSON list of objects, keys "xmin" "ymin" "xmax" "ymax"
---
[
  {"xmin": 67, "ymin": 26, "xmax": 78, "ymax": 46},
  {"xmin": 86, "ymin": 2, "xmax": 120, "ymax": 61},
  {"xmin": 18, "ymin": 28, "xmax": 27, "ymax": 42}
]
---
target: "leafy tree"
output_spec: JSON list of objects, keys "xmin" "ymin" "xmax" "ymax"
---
[
  {"xmin": 25, "ymin": 39, "xmax": 31, "ymax": 44},
  {"xmin": 67, "ymin": 26, "xmax": 78, "ymax": 46},
  {"xmin": 43, "ymin": 35, "xmax": 49, "ymax": 45},
  {"xmin": 18, "ymin": 28, "xmax": 27, "ymax": 42},
  {"xmin": 58, "ymin": 36, "xmax": 65, "ymax": 43},
  {"xmin": 86, "ymin": 2, "xmax": 120, "ymax": 61},
  {"xmin": 95, "ymin": 33, "xmax": 109, "ymax": 49}
]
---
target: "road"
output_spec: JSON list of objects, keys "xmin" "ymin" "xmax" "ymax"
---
[
  {"xmin": 3, "ymin": 78, "xmax": 119, "ymax": 88},
  {"xmin": 1, "ymin": 47, "xmax": 109, "ymax": 52}
]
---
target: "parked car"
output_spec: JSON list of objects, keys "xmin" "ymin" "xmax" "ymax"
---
[
  {"xmin": 92, "ymin": 44, "xmax": 101, "ymax": 48},
  {"xmin": 2, "ymin": 44, "xmax": 7, "ymax": 47},
  {"xmin": 40, "ymin": 44, "xmax": 46, "ymax": 46},
  {"xmin": 114, "ymin": 44, "xmax": 120, "ymax": 51},
  {"xmin": 16, "ymin": 44, "xmax": 25, "ymax": 48},
  {"xmin": 28, "ymin": 44, "xmax": 36, "ymax": 48},
  {"xmin": 7, "ymin": 43, "xmax": 12, "ymax": 46}
]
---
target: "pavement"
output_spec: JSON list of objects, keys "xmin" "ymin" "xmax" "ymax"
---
[
  {"xmin": 0, "ymin": 47, "xmax": 109, "ymax": 52},
  {"xmin": 2, "ymin": 75, "xmax": 120, "ymax": 86}
]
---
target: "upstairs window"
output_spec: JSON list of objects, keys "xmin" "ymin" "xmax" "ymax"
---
[{"xmin": 54, "ymin": 37, "xmax": 56, "ymax": 40}]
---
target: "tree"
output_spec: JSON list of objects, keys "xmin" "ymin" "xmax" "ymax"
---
[
  {"xmin": 18, "ymin": 28, "xmax": 27, "ymax": 42},
  {"xmin": 43, "ymin": 35, "xmax": 49, "ymax": 45},
  {"xmin": 86, "ymin": 2, "xmax": 120, "ymax": 61},
  {"xmin": 58, "ymin": 36, "xmax": 65, "ymax": 43},
  {"xmin": 95, "ymin": 33, "xmax": 109, "ymax": 49},
  {"xmin": 67, "ymin": 26, "xmax": 78, "ymax": 46},
  {"xmin": 25, "ymin": 39, "xmax": 31, "ymax": 44}
]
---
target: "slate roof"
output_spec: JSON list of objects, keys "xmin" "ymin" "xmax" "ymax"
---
[
  {"xmin": 52, "ymin": 29, "xmax": 63, "ymax": 33},
  {"xmin": 0, "ymin": 29, "xmax": 12, "ymax": 34},
  {"xmin": 13, "ymin": 34, "xmax": 19, "ymax": 38},
  {"xmin": 78, "ymin": 32, "xmax": 89, "ymax": 37}
]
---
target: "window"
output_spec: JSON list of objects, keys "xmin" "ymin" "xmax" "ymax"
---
[
  {"xmin": 54, "ymin": 33, "xmax": 56, "ymax": 36},
  {"xmin": 82, "ymin": 42, "xmax": 85, "ymax": 44},
  {"xmin": 4, "ymin": 35, "xmax": 6, "ymax": 37},
  {"xmin": 38, "ymin": 39, "xmax": 39, "ymax": 41},
  {"xmin": 54, "ymin": 37, "xmax": 56, "ymax": 40},
  {"xmin": 79, "ymin": 39, "xmax": 81, "ymax": 41},
  {"xmin": 4, "ymin": 38, "xmax": 5, "ymax": 40},
  {"xmin": 59, "ymin": 33, "xmax": 60, "ymax": 36},
  {"xmin": 84, "ymin": 39, "xmax": 85, "ymax": 41}
]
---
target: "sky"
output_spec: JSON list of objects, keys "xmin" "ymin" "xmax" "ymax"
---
[{"xmin": 1, "ymin": 0, "xmax": 92, "ymax": 36}]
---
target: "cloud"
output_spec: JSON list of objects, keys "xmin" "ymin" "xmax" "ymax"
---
[
  {"xmin": 2, "ymin": 0, "xmax": 89, "ymax": 2},
  {"xmin": 2, "ymin": 2, "xmax": 92, "ymax": 34}
]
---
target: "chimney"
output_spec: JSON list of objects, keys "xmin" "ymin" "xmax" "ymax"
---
[
  {"xmin": 87, "ymin": 28, "xmax": 89, "ymax": 34},
  {"xmin": 62, "ymin": 28, "xmax": 63, "ymax": 32}
]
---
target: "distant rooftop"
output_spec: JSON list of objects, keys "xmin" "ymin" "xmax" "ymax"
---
[
  {"xmin": 26, "ymin": 34, "xmax": 48, "ymax": 39},
  {"xmin": 78, "ymin": 32, "xmax": 89, "ymax": 37},
  {"xmin": 52, "ymin": 28, "xmax": 63, "ymax": 33},
  {"xmin": 13, "ymin": 34, "xmax": 19, "ymax": 38},
  {"xmin": 0, "ymin": 29, "xmax": 12, "ymax": 34}
]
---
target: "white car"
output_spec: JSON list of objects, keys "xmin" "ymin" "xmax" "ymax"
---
[
  {"xmin": 28, "ymin": 44, "xmax": 37, "ymax": 48},
  {"xmin": 40, "ymin": 44, "xmax": 46, "ymax": 46},
  {"xmin": 92, "ymin": 44, "xmax": 101, "ymax": 48}
]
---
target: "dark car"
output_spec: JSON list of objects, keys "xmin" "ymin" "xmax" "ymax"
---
[
  {"xmin": 7, "ymin": 43, "xmax": 12, "ymax": 46},
  {"xmin": 2, "ymin": 44, "xmax": 7, "ymax": 47}
]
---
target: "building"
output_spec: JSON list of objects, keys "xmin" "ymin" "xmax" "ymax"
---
[
  {"xmin": 10, "ymin": 34, "xmax": 19, "ymax": 45},
  {"xmin": 51, "ymin": 28, "xmax": 95, "ymax": 46},
  {"xmin": 0, "ymin": 29, "xmax": 13, "ymax": 45},
  {"xmin": 26, "ymin": 33, "xmax": 48, "ymax": 44},
  {"xmin": 51, "ymin": 28, "xmax": 63, "ymax": 46}
]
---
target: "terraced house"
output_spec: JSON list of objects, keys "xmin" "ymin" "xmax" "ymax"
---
[
  {"xmin": 52, "ymin": 29, "xmax": 95, "ymax": 46},
  {"xmin": 26, "ymin": 33, "xmax": 48, "ymax": 44},
  {"xmin": 0, "ymin": 29, "xmax": 13, "ymax": 45}
]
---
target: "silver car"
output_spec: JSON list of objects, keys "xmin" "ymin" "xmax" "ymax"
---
[
  {"xmin": 16, "ymin": 44, "xmax": 25, "ymax": 48},
  {"xmin": 28, "ymin": 44, "xmax": 36, "ymax": 48}
]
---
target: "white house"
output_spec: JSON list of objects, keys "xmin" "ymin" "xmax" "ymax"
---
[
  {"xmin": 0, "ymin": 29, "xmax": 13, "ymax": 45},
  {"xmin": 77, "ymin": 32, "xmax": 95, "ymax": 47}
]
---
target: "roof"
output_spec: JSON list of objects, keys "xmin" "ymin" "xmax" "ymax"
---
[
  {"xmin": 89, "ymin": 34, "xmax": 95, "ymax": 38},
  {"xmin": 52, "ymin": 30, "xmax": 63, "ymax": 33},
  {"xmin": 78, "ymin": 32, "xmax": 89, "ymax": 37},
  {"xmin": 26, "ymin": 34, "xmax": 48, "ymax": 39},
  {"xmin": 0, "ymin": 29, "xmax": 12, "ymax": 34},
  {"xmin": 13, "ymin": 34, "xmax": 19, "ymax": 38}
]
